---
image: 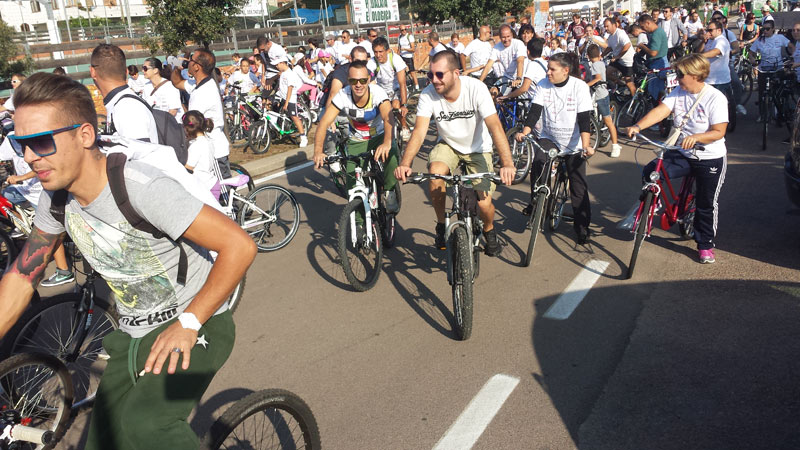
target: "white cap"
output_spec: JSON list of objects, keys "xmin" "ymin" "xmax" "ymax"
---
[
  {"xmin": 292, "ymin": 52, "xmax": 304, "ymax": 64},
  {"xmin": 272, "ymin": 55, "xmax": 289, "ymax": 65}
]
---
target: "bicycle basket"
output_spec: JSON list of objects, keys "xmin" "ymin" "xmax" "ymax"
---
[{"xmin": 459, "ymin": 186, "xmax": 479, "ymax": 218}]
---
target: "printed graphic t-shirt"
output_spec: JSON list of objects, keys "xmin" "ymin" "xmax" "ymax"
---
[
  {"xmin": 34, "ymin": 161, "xmax": 217, "ymax": 338},
  {"xmin": 532, "ymin": 76, "xmax": 593, "ymax": 151},
  {"xmin": 661, "ymin": 85, "xmax": 728, "ymax": 160},
  {"xmin": 331, "ymin": 84, "xmax": 390, "ymax": 141},
  {"xmin": 416, "ymin": 76, "xmax": 497, "ymax": 154}
]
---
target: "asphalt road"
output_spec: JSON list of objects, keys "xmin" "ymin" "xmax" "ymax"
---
[{"xmin": 53, "ymin": 100, "xmax": 800, "ymax": 449}]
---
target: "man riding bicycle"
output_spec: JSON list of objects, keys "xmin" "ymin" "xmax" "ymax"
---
[
  {"xmin": 313, "ymin": 61, "xmax": 400, "ymax": 212},
  {"xmin": 0, "ymin": 73, "xmax": 257, "ymax": 450},
  {"xmin": 367, "ymin": 37, "xmax": 412, "ymax": 141},
  {"xmin": 394, "ymin": 51, "xmax": 515, "ymax": 256}
]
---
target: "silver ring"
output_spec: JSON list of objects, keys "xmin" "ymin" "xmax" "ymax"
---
[{"xmin": 172, "ymin": 347, "xmax": 182, "ymax": 353}]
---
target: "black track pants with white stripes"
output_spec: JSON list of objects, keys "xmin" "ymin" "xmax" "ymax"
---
[{"xmin": 643, "ymin": 151, "xmax": 726, "ymax": 251}]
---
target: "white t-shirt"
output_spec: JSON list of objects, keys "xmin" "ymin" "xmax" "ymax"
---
[
  {"xmin": 637, "ymin": 33, "xmax": 649, "ymax": 46},
  {"xmin": 447, "ymin": 41, "xmax": 466, "ymax": 54},
  {"xmin": 366, "ymin": 53, "xmax": 408, "ymax": 96},
  {"xmin": 186, "ymin": 135, "xmax": 220, "ymax": 193},
  {"xmin": 704, "ymin": 34, "xmax": 731, "ymax": 85},
  {"xmin": 607, "ymin": 28, "xmax": 634, "ymax": 66},
  {"xmin": 188, "ymin": 76, "xmax": 228, "ymax": 158},
  {"xmin": 316, "ymin": 61, "xmax": 333, "ymax": 83},
  {"xmin": 416, "ymin": 76, "xmax": 497, "ymax": 154},
  {"xmin": 143, "ymin": 80, "xmax": 184, "ymax": 123},
  {"xmin": 106, "ymin": 86, "xmax": 159, "ymax": 144},
  {"xmin": 462, "ymin": 39, "xmax": 493, "ymax": 76},
  {"xmin": 523, "ymin": 58, "xmax": 548, "ymax": 95},
  {"xmin": 324, "ymin": 45, "xmax": 339, "ymax": 63},
  {"xmin": 661, "ymin": 85, "xmax": 728, "ymax": 160},
  {"xmin": 489, "ymin": 39, "xmax": 527, "ymax": 78},
  {"xmin": 127, "ymin": 76, "xmax": 151, "ymax": 96},
  {"xmin": 750, "ymin": 34, "xmax": 790, "ymax": 70},
  {"xmin": 531, "ymin": 76, "xmax": 593, "ymax": 151},
  {"xmin": 2, "ymin": 95, "xmax": 13, "ymax": 111},
  {"xmin": 360, "ymin": 40, "xmax": 374, "ymax": 57},
  {"xmin": 398, "ymin": 33, "xmax": 415, "ymax": 57},
  {"xmin": 336, "ymin": 41, "xmax": 357, "ymax": 64},
  {"xmin": 429, "ymin": 42, "xmax": 447, "ymax": 56},
  {"xmin": 278, "ymin": 69, "xmax": 303, "ymax": 103},
  {"xmin": 292, "ymin": 65, "xmax": 316, "ymax": 86},
  {"xmin": 331, "ymin": 84, "xmax": 389, "ymax": 140},
  {"xmin": 685, "ymin": 19, "xmax": 703, "ymax": 36},
  {"xmin": 229, "ymin": 70, "xmax": 256, "ymax": 94},
  {"xmin": 0, "ymin": 133, "xmax": 42, "ymax": 205}
]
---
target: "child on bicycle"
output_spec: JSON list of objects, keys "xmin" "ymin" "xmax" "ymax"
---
[
  {"xmin": 584, "ymin": 44, "xmax": 622, "ymax": 157},
  {"xmin": 274, "ymin": 56, "xmax": 308, "ymax": 147},
  {"xmin": 183, "ymin": 110, "xmax": 223, "ymax": 200}
]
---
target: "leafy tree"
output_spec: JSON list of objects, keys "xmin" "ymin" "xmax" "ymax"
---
[
  {"xmin": 413, "ymin": 0, "xmax": 529, "ymax": 35},
  {"xmin": 146, "ymin": 0, "xmax": 247, "ymax": 55},
  {"xmin": 0, "ymin": 18, "xmax": 33, "ymax": 81}
]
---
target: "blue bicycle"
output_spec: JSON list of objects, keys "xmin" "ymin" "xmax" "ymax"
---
[{"xmin": 492, "ymin": 85, "xmax": 533, "ymax": 185}]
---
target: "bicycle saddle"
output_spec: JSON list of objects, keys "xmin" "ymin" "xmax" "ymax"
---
[{"xmin": 221, "ymin": 174, "xmax": 250, "ymax": 187}]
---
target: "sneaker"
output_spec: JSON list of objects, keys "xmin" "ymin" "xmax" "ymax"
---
[
  {"xmin": 522, "ymin": 203, "xmax": 534, "ymax": 216},
  {"xmin": 484, "ymin": 228, "xmax": 502, "ymax": 256},
  {"xmin": 783, "ymin": 136, "xmax": 792, "ymax": 144},
  {"xmin": 736, "ymin": 104, "xmax": 747, "ymax": 116},
  {"xmin": 400, "ymin": 128, "xmax": 411, "ymax": 141},
  {"xmin": 384, "ymin": 190, "xmax": 399, "ymax": 213},
  {"xmin": 576, "ymin": 227, "xmax": 590, "ymax": 245},
  {"xmin": 699, "ymin": 248, "xmax": 716, "ymax": 264},
  {"xmin": 755, "ymin": 116, "xmax": 764, "ymax": 123},
  {"xmin": 610, "ymin": 143, "xmax": 622, "ymax": 158},
  {"xmin": 299, "ymin": 135, "xmax": 308, "ymax": 148},
  {"xmin": 434, "ymin": 223, "xmax": 446, "ymax": 250},
  {"xmin": 40, "ymin": 270, "xmax": 75, "ymax": 287}
]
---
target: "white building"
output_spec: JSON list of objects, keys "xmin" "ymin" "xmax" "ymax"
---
[{"xmin": 0, "ymin": 0, "xmax": 149, "ymax": 34}]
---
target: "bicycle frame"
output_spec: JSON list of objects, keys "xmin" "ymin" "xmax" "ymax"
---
[
  {"xmin": 219, "ymin": 185, "xmax": 277, "ymax": 232},
  {"xmin": 443, "ymin": 180, "xmax": 476, "ymax": 286},
  {"xmin": 347, "ymin": 166, "xmax": 379, "ymax": 247},
  {"xmin": 0, "ymin": 196, "xmax": 33, "ymax": 236}
]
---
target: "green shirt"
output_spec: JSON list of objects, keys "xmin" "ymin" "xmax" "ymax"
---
[{"xmin": 646, "ymin": 27, "xmax": 668, "ymax": 60}]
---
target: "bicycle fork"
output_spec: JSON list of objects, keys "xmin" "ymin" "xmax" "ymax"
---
[{"xmin": 348, "ymin": 168, "xmax": 376, "ymax": 247}]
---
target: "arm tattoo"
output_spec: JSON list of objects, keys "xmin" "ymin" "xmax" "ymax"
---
[{"xmin": 9, "ymin": 228, "xmax": 65, "ymax": 287}]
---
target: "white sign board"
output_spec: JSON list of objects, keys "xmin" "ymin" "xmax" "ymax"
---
[
  {"xmin": 351, "ymin": 0, "xmax": 399, "ymax": 24},
  {"xmin": 238, "ymin": 0, "xmax": 266, "ymax": 17}
]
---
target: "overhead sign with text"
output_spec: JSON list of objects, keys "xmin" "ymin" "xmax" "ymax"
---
[{"xmin": 351, "ymin": 0, "xmax": 400, "ymax": 24}]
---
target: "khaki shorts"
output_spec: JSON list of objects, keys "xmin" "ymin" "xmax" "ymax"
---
[{"xmin": 428, "ymin": 142, "xmax": 495, "ymax": 194}]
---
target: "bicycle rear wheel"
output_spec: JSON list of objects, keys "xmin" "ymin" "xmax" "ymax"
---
[
  {"xmin": 627, "ymin": 191, "xmax": 654, "ymax": 279},
  {"xmin": 588, "ymin": 116, "xmax": 601, "ymax": 151},
  {"xmin": 523, "ymin": 191, "xmax": 547, "ymax": 268},
  {"xmin": 238, "ymin": 185, "xmax": 300, "ymax": 252},
  {"xmin": 0, "ymin": 352, "xmax": 74, "ymax": 450},
  {"xmin": 762, "ymin": 96, "xmax": 769, "ymax": 151},
  {"xmin": 449, "ymin": 226, "xmax": 474, "ymax": 341},
  {"xmin": 502, "ymin": 126, "xmax": 532, "ymax": 185},
  {"xmin": 615, "ymin": 97, "xmax": 644, "ymax": 129},
  {"xmin": 679, "ymin": 183, "xmax": 697, "ymax": 240},
  {"xmin": 405, "ymin": 92, "xmax": 420, "ymax": 127},
  {"xmin": 247, "ymin": 120, "xmax": 272, "ymax": 155},
  {"xmin": 0, "ymin": 293, "xmax": 117, "ymax": 408},
  {"xmin": 227, "ymin": 275, "xmax": 247, "ymax": 314},
  {"xmin": 229, "ymin": 163, "xmax": 256, "ymax": 194},
  {"xmin": 338, "ymin": 199, "xmax": 383, "ymax": 291},
  {"xmin": 203, "ymin": 389, "xmax": 321, "ymax": 450}
]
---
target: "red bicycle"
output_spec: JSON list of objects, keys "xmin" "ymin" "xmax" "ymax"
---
[{"xmin": 625, "ymin": 133, "xmax": 703, "ymax": 279}]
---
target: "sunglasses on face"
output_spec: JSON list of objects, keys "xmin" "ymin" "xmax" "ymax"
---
[
  {"xmin": 764, "ymin": 27, "xmax": 774, "ymax": 31},
  {"xmin": 8, "ymin": 124, "xmax": 81, "ymax": 158},
  {"xmin": 348, "ymin": 78, "xmax": 369, "ymax": 85},
  {"xmin": 142, "ymin": 65, "xmax": 151, "ymax": 71},
  {"xmin": 707, "ymin": 27, "xmax": 717, "ymax": 32},
  {"xmin": 427, "ymin": 71, "xmax": 446, "ymax": 81},
  {"xmin": 676, "ymin": 69, "xmax": 685, "ymax": 79}
]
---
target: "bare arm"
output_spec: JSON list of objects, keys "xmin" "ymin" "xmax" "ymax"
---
[
  {"xmin": 485, "ymin": 113, "xmax": 514, "ymax": 185},
  {"xmin": 394, "ymin": 115, "xmax": 431, "ymax": 181},
  {"xmin": 628, "ymin": 103, "xmax": 672, "ymax": 134},
  {"xmin": 313, "ymin": 104, "xmax": 341, "ymax": 167},
  {"xmin": 504, "ymin": 78, "xmax": 532, "ymax": 98},
  {"xmin": 326, "ymin": 78, "xmax": 344, "ymax": 109},
  {"xmin": 0, "ymin": 227, "xmax": 65, "ymax": 338},
  {"xmin": 479, "ymin": 59, "xmax": 496, "ymax": 81},
  {"xmin": 170, "ymin": 68, "xmax": 186, "ymax": 91}
]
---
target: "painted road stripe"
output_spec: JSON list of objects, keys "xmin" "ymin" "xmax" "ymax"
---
[
  {"xmin": 543, "ymin": 259, "xmax": 610, "ymax": 320},
  {"xmin": 252, "ymin": 161, "xmax": 315, "ymax": 186},
  {"xmin": 433, "ymin": 374, "xmax": 520, "ymax": 450}
]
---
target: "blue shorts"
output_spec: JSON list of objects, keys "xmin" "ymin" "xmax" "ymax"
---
[{"xmin": 595, "ymin": 96, "xmax": 611, "ymax": 117}]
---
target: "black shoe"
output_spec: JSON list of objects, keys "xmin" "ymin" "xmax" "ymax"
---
[
  {"xmin": 576, "ymin": 227, "xmax": 590, "ymax": 245},
  {"xmin": 484, "ymin": 228, "xmax": 502, "ymax": 257},
  {"xmin": 435, "ymin": 223, "xmax": 446, "ymax": 250},
  {"xmin": 783, "ymin": 136, "xmax": 791, "ymax": 144},
  {"xmin": 522, "ymin": 203, "xmax": 533, "ymax": 216}
]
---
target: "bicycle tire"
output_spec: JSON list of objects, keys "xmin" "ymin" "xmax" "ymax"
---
[
  {"xmin": 739, "ymin": 69, "xmax": 753, "ymax": 105},
  {"xmin": 762, "ymin": 95, "xmax": 769, "ymax": 151},
  {"xmin": 588, "ymin": 115, "xmax": 601, "ymax": 151},
  {"xmin": 523, "ymin": 191, "xmax": 547, "ymax": 268},
  {"xmin": 338, "ymin": 199, "xmax": 383, "ymax": 291},
  {"xmin": 615, "ymin": 97, "xmax": 643, "ymax": 129},
  {"xmin": 0, "ymin": 293, "xmax": 117, "ymax": 408},
  {"xmin": 599, "ymin": 112, "xmax": 612, "ymax": 148},
  {"xmin": 679, "ymin": 183, "xmax": 697, "ymax": 240},
  {"xmin": 229, "ymin": 163, "xmax": 256, "ymax": 194},
  {"xmin": 502, "ymin": 126, "xmax": 533, "ymax": 185},
  {"xmin": 203, "ymin": 388, "xmax": 321, "ymax": 450},
  {"xmin": 449, "ymin": 226, "xmax": 473, "ymax": 341},
  {"xmin": 0, "ymin": 352, "xmax": 74, "ymax": 450},
  {"xmin": 238, "ymin": 185, "xmax": 300, "ymax": 252},
  {"xmin": 0, "ymin": 228, "xmax": 16, "ymax": 276},
  {"xmin": 548, "ymin": 173, "xmax": 569, "ymax": 232},
  {"xmin": 247, "ymin": 120, "xmax": 272, "ymax": 155},
  {"xmin": 405, "ymin": 92, "xmax": 420, "ymax": 127},
  {"xmin": 226, "ymin": 275, "xmax": 247, "ymax": 314},
  {"xmin": 727, "ymin": 100, "xmax": 737, "ymax": 133},
  {"xmin": 380, "ymin": 185, "xmax": 401, "ymax": 249},
  {"xmin": 627, "ymin": 191, "xmax": 654, "ymax": 279}
]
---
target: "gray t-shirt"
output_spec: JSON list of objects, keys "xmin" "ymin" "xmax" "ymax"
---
[
  {"xmin": 34, "ymin": 161, "xmax": 217, "ymax": 338},
  {"xmin": 586, "ymin": 60, "xmax": 608, "ymax": 100}
]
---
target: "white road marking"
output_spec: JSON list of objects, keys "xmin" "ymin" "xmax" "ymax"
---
[
  {"xmin": 433, "ymin": 374, "xmax": 520, "ymax": 450},
  {"xmin": 252, "ymin": 161, "xmax": 315, "ymax": 186},
  {"xmin": 543, "ymin": 259, "xmax": 610, "ymax": 320}
]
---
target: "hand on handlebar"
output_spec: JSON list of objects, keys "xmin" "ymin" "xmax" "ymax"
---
[
  {"xmin": 499, "ymin": 165, "xmax": 515, "ymax": 186},
  {"xmin": 395, "ymin": 165, "xmax": 413, "ymax": 183},
  {"xmin": 515, "ymin": 131, "xmax": 527, "ymax": 142},
  {"xmin": 583, "ymin": 145, "xmax": 595, "ymax": 159},
  {"xmin": 6, "ymin": 175, "xmax": 21, "ymax": 185},
  {"xmin": 374, "ymin": 143, "xmax": 390, "ymax": 162},
  {"xmin": 313, "ymin": 152, "xmax": 327, "ymax": 169},
  {"xmin": 626, "ymin": 125, "xmax": 640, "ymax": 139},
  {"xmin": 681, "ymin": 134, "xmax": 699, "ymax": 150}
]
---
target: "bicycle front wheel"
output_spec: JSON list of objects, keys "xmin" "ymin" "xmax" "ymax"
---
[
  {"xmin": 338, "ymin": 199, "xmax": 383, "ymax": 291},
  {"xmin": 0, "ymin": 352, "xmax": 74, "ymax": 449},
  {"xmin": 247, "ymin": 120, "xmax": 272, "ymax": 155},
  {"xmin": 627, "ymin": 191, "xmax": 654, "ymax": 279},
  {"xmin": 588, "ymin": 115, "xmax": 601, "ymax": 151},
  {"xmin": 449, "ymin": 226, "xmax": 474, "ymax": 341},
  {"xmin": 203, "ymin": 388, "xmax": 321, "ymax": 450},
  {"xmin": 405, "ymin": 92, "xmax": 420, "ymax": 127},
  {"xmin": 523, "ymin": 191, "xmax": 547, "ymax": 268},
  {"xmin": 0, "ymin": 293, "xmax": 117, "ymax": 408},
  {"xmin": 615, "ymin": 97, "xmax": 643, "ymax": 129},
  {"xmin": 503, "ymin": 126, "xmax": 532, "ymax": 185},
  {"xmin": 762, "ymin": 96, "xmax": 769, "ymax": 151},
  {"xmin": 238, "ymin": 185, "xmax": 300, "ymax": 252},
  {"xmin": 547, "ymin": 173, "xmax": 569, "ymax": 231},
  {"xmin": 739, "ymin": 69, "xmax": 753, "ymax": 104}
]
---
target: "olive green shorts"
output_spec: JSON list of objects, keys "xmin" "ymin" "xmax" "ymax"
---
[{"xmin": 427, "ymin": 142, "xmax": 495, "ymax": 194}]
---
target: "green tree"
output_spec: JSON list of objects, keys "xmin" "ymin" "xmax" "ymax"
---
[
  {"xmin": 146, "ymin": 0, "xmax": 247, "ymax": 55},
  {"xmin": 413, "ymin": 0, "xmax": 529, "ymax": 35},
  {"xmin": 0, "ymin": 18, "xmax": 33, "ymax": 81}
]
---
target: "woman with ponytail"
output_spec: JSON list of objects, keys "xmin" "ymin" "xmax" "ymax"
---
[
  {"xmin": 142, "ymin": 57, "xmax": 185, "ymax": 122},
  {"xmin": 183, "ymin": 110, "xmax": 223, "ymax": 200}
]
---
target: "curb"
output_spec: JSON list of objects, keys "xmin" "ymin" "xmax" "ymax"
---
[{"xmin": 239, "ymin": 146, "xmax": 312, "ymax": 179}]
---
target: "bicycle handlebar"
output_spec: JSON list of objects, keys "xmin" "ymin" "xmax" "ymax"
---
[
  {"xmin": 403, "ymin": 171, "xmax": 503, "ymax": 185},
  {"xmin": 632, "ymin": 132, "xmax": 705, "ymax": 152},
  {"xmin": 522, "ymin": 135, "xmax": 585, "ymax": 158}
]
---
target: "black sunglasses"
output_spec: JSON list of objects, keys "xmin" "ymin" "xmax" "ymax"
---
[
  {"xmin": 8, "ymin": 124, "xmax": 81, "ymax": 158},
  {"xmin": 706, "ymin": 27, "xmax": 717, "ymax": 32},
  {"xmin": 427, "ymin": 71, "xmax": 446, "ymax": 81},
  {"xmin": 676, "ymin": 69, "xmax": 685, "ymax": 79},
  {"xmin": 764, "ymin": 27, "xmax": 774, "ymax": 31},
  {"xmin": 348, "ymin": 78, "xmax": 369, "ymax": 85},
  {"xmin": 142, "ymin": 65, "xmax": 151, "ymax": 71}
]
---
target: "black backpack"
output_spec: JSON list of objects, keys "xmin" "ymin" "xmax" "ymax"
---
[
  {"xmin": 49, "ymin": 153, "xmax": 189, "ymax": 285},
  {"xmin": 109, "ymin": 94, "xmax": 189, "ymax": 165}
]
